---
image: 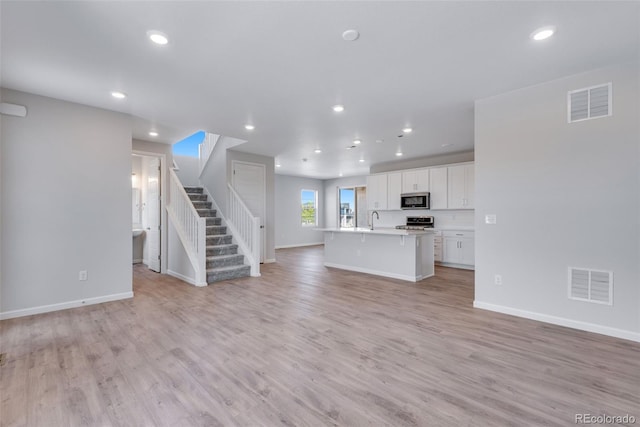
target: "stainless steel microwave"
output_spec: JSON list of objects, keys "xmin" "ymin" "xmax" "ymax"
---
[{"xmin": 401, "ymin": 192, "xmax": 430, "ymax": 210}]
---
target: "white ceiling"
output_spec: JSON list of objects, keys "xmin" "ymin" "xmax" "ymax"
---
[{"xmin": 2, "ymin": 1, "xmax": 638, "ymax": 179}]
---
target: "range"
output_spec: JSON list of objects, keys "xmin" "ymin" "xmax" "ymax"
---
[{"xmin": 396, "ymin": 216, "xmax": 434, "ymax": 230}]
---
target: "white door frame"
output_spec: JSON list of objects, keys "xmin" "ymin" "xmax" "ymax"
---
[
  {"xmin": 132, "ymin": 150, "xmax": 167, "ymax": 274},
  {"xmin": 231, "ymin": 160, "xmax": 266, "ymax": 263}
]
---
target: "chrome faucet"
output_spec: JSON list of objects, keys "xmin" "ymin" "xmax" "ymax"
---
[{"xmin": 370, "ymin": 210, "xmax": 379, "ymax": 230}]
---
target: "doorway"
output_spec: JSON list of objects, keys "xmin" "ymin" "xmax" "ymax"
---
[
  {"xmin": 231, "ymin": 160, "xmax": 266, "ymax": 262},
  {"xmin": 339, "ymin": 186, "xmax": 367, "ymax": 228},
  {"xmin": 132, "ymin": 152, "xmax": 164, "ymax": 273}
]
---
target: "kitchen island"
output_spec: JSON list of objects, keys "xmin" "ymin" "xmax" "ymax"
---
[{"xmin": 319, "ymin": 228, "xmax": 435, "ymax": 282}]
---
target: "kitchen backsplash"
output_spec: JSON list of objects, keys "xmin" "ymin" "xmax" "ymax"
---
[{"xmin": 372, "ymin": 210, "xmax": 475, "ymax": 229}]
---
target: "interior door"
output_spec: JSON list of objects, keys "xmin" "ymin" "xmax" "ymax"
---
[
  {"xmin": 146, "ymin": 157, "xmax": 161, "ymax": 272},
  {"xmin": 232, "ymin": 161, "xmax": 266, "ymax": 262}
]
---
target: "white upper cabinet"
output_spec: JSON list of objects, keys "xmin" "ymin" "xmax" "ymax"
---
[
  {"xmin": 447, "ymin": 164, "xmax": 475, "ymax": 209},
  {"xmin": 429, "ymin": 167, "xmax": 448, "ymax": 210},
  {"xmin": 387, "ymin": 172, "xmax": 402, "ymax": 210},
  {"xmin": 366, "ymin": 162, "xmax": 475, "ymax": 211},
  {"xmin": 401, "ymin": 169, "xmax": 429, "ymax": 193},
  {"xmin": 366, "ymin": 174, "xmax": 388, "ymax": 210}
]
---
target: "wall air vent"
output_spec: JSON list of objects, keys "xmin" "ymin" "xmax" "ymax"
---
[
  {"xmin": 568, "ymin": 83, "xmax": 612, "ymax": 123},
  {"xmin": 568, "ymin": 267, "xmax": 613, "ymax": 305}
]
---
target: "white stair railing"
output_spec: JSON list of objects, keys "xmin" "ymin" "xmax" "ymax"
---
[
  {"xmin": 167, "ymin": 169, "xmax": 207, "ymax": 286},
  {"xmin": 227, "ymin": 183, "xmax": 261, "ymax": 276},
  {"xmin": 199, "ymin": 133, "xmax": 220, "ymax": 175}
]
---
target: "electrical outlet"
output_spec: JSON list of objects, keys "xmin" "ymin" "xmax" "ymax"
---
[
  {"xmin": 494, "ymin": 274, "xmax": 502, "ymax": 285},
  {"xmin": 79, "ymin": 270, "xmax": 88, "ymax": 281}
]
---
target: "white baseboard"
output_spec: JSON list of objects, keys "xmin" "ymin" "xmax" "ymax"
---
[
  {"xmin": 324, "ymin": 262, "xmax": 420, "ymax": 283},
  {"xmin": 133, "ymin": 258, "xmax": 143, "ymax": 264},
  {"xmin": 263, "ymin": 258, "xmax": 276, "ymax": 264},
  {"xmin": 275, "ymin": 242, "xmax": 324, "ymax": 249},
  {"xmin": 473, "ymin": 301, "xmax": 640, "ymax": 343},
  {"xmin": 167, "ymin": 269, "xmax": 207, "ymax": 287},
  {"xmin": 436, "ymin": 261, "xmax": 475, "ymax": 270},
  {"xmin": 0, "ymin": 292, "xmax": 134, "ymax": 320}
]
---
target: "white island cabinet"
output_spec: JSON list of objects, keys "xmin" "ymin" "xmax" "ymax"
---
[{"xmin": 320, "ymin": 228, "xmax": 435, "ymax": 282}]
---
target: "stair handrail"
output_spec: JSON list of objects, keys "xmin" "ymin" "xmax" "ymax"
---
[
  {"xmin": 199, "ymin": 133, "xmax": 220, "ymax": 175},
  {"xmin": 227, "ymin": 183, "xmax": 261, "ymax": 276},
  {"xmin": 167, "ymin": 168, "xmax": 208, "ymax": 286}
]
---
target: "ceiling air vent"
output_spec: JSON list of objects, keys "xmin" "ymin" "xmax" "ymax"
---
[
  {"xmin": 568, "ymin": 83, "xmax": 612, "ymax": 123},
  {"xmin": 568, "ymin": 267, "xmax": 613, "ymax": 305}
]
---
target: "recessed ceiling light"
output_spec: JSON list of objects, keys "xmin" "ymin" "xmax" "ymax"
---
[
  {"xmin": 376, "ymin": 139, "xmax": 384, "ymax": 144},
  {"xmin": 314, "ymin": 149, "xmax": 322, "ymax": 154},
  {"xmin": 332, "ymin": 105, "xmax": 345, "ymax": 113},
  {"xmin": 147, "ymin": 30, "xmax": 169, "ymax": 45},
  {"xmin": 402, "ymin": 127, "xmax": 413, "ymax": 133},
  {"xmin": 275, "ymin": 163, "xmax": 281, "ymax": 168},
  {"xmin": 531, "ymin": 26, "xmax": 555, "ymax": 41},
  {"xmin": 342, "ymin": 29, "xmax": 360, "ymax": 42},
  {"xmin": 339, "ymin": 173, "xmax": 343, "ymax": 177},
  {"xmin": 149, "ymin": 131, "xmax": 158, "ymax": 137},
  {"xmin": 111, "ymin": 91, "xmax": 126, "ymax": 99},
  {"xmin": 353, "ymin": 139, "xmax": 361, "ymax": 145},
  {"xmin": 396, "ymin": 152, "xmax": 403, "ymax": 157},
  {"xmin": 441, "ymin": 143, "xmax": 453, "ymax": 147},
  {"xmin": 358, "ymin": 159, "xmax": 365, "ymax": 163},
  {"xmin": 244, "ymin": 124, "xmax": 255, "ymax": 131}
]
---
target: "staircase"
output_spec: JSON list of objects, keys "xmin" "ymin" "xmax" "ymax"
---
[{"xmin": 184, "ymin": 186, "xmax": 251, "ymax": 283}]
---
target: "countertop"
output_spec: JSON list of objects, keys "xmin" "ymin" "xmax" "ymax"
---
[
  {"xmin": 433, "ymin": 226, "xmax": 475, "ymax": 231},
  {"xmin": 317, "ymin": 227, "xmax": 434, "ymax": 236}
]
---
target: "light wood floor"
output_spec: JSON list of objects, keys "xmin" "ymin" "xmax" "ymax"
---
[{"xmin": 1, "ymin": 246, "xmax": 638, "ymax": 426}]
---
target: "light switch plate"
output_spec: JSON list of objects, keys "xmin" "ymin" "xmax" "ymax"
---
[{"xmin": 485, "ymin": 214, "xmax": 497, "ymax": 224}]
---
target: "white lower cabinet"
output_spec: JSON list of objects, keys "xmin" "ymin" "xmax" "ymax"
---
[
  {"xmin": 441, "ymin": 230, "xmax": 474, "ymax": 268},
  {"xmin": 433, "ymin": 231, "xmax": 443, "ymax": 262}
]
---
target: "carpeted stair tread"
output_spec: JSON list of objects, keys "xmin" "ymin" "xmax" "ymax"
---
[
  {"xmin": 206, "ymin": 264, "xmax": 251, "ymax": 282},
  {"xmin": 206, "ymin": 254, "xmax": 245, "ymax": 269},
  {"xmin": 207, "ymin": 244, "xmax": 238, "ymax": 256},
  {"xmin": 197, "ymin": 209, "xmax": 217, "ymax": 217},
  {"xmin": 184, "ymin": 187, "xmax": 203, "ymax": 194},
  {"xmin": 206, "ymin": 225, "xmax": 227, "ymax": 235},
  {"xmin": 207, "ymin": 253, "xmax": 244, "ymax": 261},
  {"xmin": 188, "ymin": 194, "xmax": 208, "ymax": 201},
  {"xmin": 207, "ymin": 264, "xmax": 249, "ymax": 272}
]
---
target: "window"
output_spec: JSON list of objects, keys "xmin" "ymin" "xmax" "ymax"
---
[
  {"xmin": 339, "ymin": 186, "xmax": 366, "ymax": 228},
  {"xmin": 301, "ymin": 189, "xmax": 318, "ymax": 226}
]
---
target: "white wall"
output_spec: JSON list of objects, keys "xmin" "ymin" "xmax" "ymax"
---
[
  {"xmin": 374, "ymin": 210, "xmax": 474, "ymax": 229},
  {"xmin": 323, "ymin": 175, "xmax": 368, "ymax": 229},
  {"xmin": 371, "ymin": 150, "xmax": 474, "ymax": 174},
  {"xmin": 1, "ymin": 89, "xmax": 133, "ymax": 318},
  {"xmin": 275, "ymin": 174, "xmax": 324, "ymax": 248},
  {"xmin": 200, "ymin": 136, "xmax": 240, "ymax": 219},
  {"xmin": 167, "ymin": 221, "xmax": 196, "ymax": 284},
  {"xmin": 173, "ymin": 154, "xmax": 200, "ymax": 187},
  {"xmin": 474, "ymin": 62, "xmax": 640, "ymax": 341}
]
